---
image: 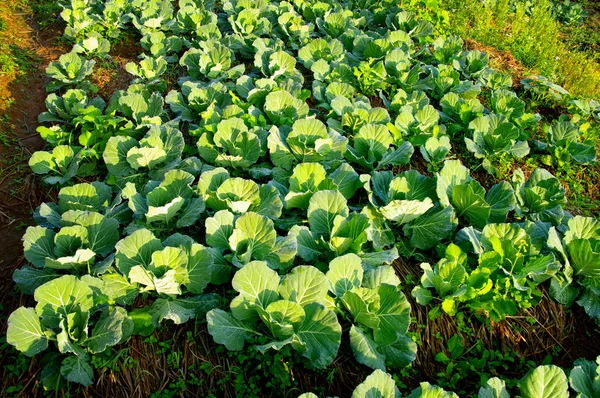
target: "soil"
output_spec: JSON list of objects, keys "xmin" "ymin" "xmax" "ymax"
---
[
  {"xmin": 89, "ymin": 36, "xmax": 142, "ymax": 102},
  {"xmin": 0, "ymin": 1, "xmax": 62, "ymax": 384}
]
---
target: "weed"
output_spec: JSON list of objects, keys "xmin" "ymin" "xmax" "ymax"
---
[
  {"xmin": 29, "ymin": 0, "xmax": 62, "ymax": 30},
  {"xmin": 91, "ymin": 347, "xmax": 137, "ymax": 373},
  {"xmin": 433, "ymin": 333, "xmax": 536, "ymax": 393},
  {"xmin": 405, "ymin": 0, "xmax": 600, "ymax": 99}
]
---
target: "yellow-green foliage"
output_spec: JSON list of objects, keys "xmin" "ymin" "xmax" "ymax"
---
[{"xmin": 402, "ymin": 0, "xmax": 600, "ymax": 99}]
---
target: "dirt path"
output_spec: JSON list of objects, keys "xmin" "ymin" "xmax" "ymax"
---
[{"xmin": 0, "ymin": 0, "xmax": 62, "ymax": 338}]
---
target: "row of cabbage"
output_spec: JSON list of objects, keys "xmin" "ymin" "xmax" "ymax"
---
[
  {"xmin": 301, "ymin": 355, "xmax": 600, "ymax": 397},
  {"xmin": 5, "ymin": 0, "xmax": 600, "ymax": 391}
]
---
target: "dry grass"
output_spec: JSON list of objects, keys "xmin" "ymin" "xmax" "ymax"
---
[{"xmin": 465, "ymin": 38, "xmax": 526, "ymax": 91}]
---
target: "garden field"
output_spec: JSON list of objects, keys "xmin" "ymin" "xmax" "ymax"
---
[{"xmin": 0, "ymin": 0, "xmax": 600, "ymax": 397}]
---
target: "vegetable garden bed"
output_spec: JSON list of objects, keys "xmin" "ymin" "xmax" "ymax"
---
[{"xmin": 1, "ymin": 0, "xmax": 600, "ymax": 396}]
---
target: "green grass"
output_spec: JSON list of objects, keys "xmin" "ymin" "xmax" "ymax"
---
[{"xmin": 402, "ymin": 0, "xmax": 600, "ymax": 100}]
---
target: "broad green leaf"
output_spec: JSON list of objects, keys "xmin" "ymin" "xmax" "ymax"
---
[
  {"xmin": 129, "ymin": 265, "xmax": 157, "ymax": 291},
  {"xmin": 330, "ymin": 163, "xmax": 360, "ymax": 200},
  {"xmin": 183, "ymin": 242, "xmax": 212, "ymax": 294},
  {"xmin": 127, "ymin": 146, "xmax": 168, "ymax": 170},
  {"xmin": 289, "ymin": 225, "xmax": 322, "ymax": 262},
  {"xmin": 268, "ymin": 126, "xmax": 295, "ymax": 169},
  {"xmin": 149, "ymin": 246, "xmax": 188, "ymax": 278},
  {"xmin": 404, "ymin": 206, "xmax": 455, "ymax": 250},
  {"xmin": 293, "ymin": 302, "xmax": 341, "ymax": 369},
  {"xmin": 60, "ymin": 354, "xmax": 93, "ymax": 386},
  {"xmin": 478, "ymin": 378, "xmax": 509, "ymax": 398},
  {"xmin": 7, "ymin": 307, "xmax": 48, "ymax": 356},
  {"xmin": 363, "ymin": 206, "xmax": 395, "ymax": 250},
  {"xmin": 569, "ymin": 357, "xmax": 600, "ymax": 398},
  {"xmin": 380, "ymin": 198, "xmax": 434, "ymax": 224},
  {"xmin": 129, "ymin": 308, "xmax": 154, "ymax": 337},
  {"xmin": 265, "ymin": 300, "xmax": 305, "ymax": 339},
  {"xmin": 278, "ymin": 266, "xmax": 328, "ymax": 307},
  {"xmin": 35, "ymin": 202, "xmax": 61, "ymax": 228},
  {"xmin": 363, "ymin": 266, "xmax": 401, "ymax": 290},
  {"xmin": 518, "ymin": 365, "xmax": 569, "ymax": 398},
  {"xmin": 232, "ymin": 261, "xmax": 280, "ymax": 310},
  {"xmin": 265, "ymin": 235, "xmax": 298, "ymax": 271},
  {"xmin": 198, "ymin": 167, "xmax": 230, "ymax": 209},
  {"xmin": 391, "ymin": 170, "xmax": 436, "ymax": 202},
  {"xmin": 436, "ymin": 160, "xmax": 471, "ymax": 207},
  {"xmin": 34, "ymin": 275, "xmax": 93, "ymax": 329},
  {"xmin": 40, "ymin": 352, "xmax": 66, "ymax": 390},
  {"xmin": 373, "ymin": 284, "xmax": 411, "ymax": 345},
  {"xmin": 577, "ymin": 288, "xmax": 600, "ymax": 319},
  {"xmin": 53, "ymin": 225, "xmax": 87, "ymax": 258},
  {"xmin": 326, "ymin": 254, "xmax": 364, "ymax": 297},
  {"xmin": 104, "ymin": 136, "xmax": 138, "ymax": 176},
  {"xmin": 564, "ymin": 216, "xmax": 600, "ymax": 244},
  {"xmin": 229, "ymin": 212, "xmax": 277, "ymax": 262},
  {"xmin": 29, "ymin": 151, "xmax": 54, "ymax": 174},
  {"xmin": 452, "ymin": 181, "xmax": 490, "ymax": 228},
  {"xmin": 13, "ymin": 266, "xmax": 57, "ymax": 295},
  {"xmin": 255, "ymin": 337, "xmax": 295, "ymax": 354},
  {"xmin": 354, "ymin": 124, "xmax": 393, "ymax": 162},
  {"xmin": 308, "ymin": 190, "xmax": 349, "ymax": 237},
  {"xmin": 102, "ymin": 273, "xmax": 138, "ymax": 306},
  {"xmin": 115, "ymin": 229, "xmax": 163, "ymax": 276},
  {"xmin": 341, "ymin": 289, "xmax": 380, "ymax": 329},
  {"xmin": 208, "ymin": 247, "xmax": 231, "ymax": 285},
  {"xmin": 350, "ymin": 325, "xmax": 386, "ymax": 370},
  {"xmin": 285, "ymin": 162, "xmax": 327, "ymax": 210},
  {"xmin": 567, "ymin": 239, "xmax": 600, "ymax": 278},
  {"xmin": 87, "ymin": 307, "xmax": 128, "ymax": 354},
  {"xmin": 253, "ymin": 184, "xmax": 283, "ymax": 220},
  {"xmin": 73, "ymin": 212, "xmax": 119, "ymax": 257},
  {"xmin": 378, "ymin": 141, "xmax": 414, "ymax": 168},
  {"xmin": 549, "ymin": 276, "xmax": 578, "ymax": 306},
  {"xmin": 486, "ymin": 181, "xmax": 516, "ymax": 223},
  {"xmin": 58, "ymin": 182, "xmax": 112, "ymax": 213},
  {"xmin": 264, "ymin": 90, "xmax": 309, "ymax": 125},
  {"xmin": 330, "ymin": 213, "xmax": 369, "ymax": 255},
  {"xmin": 217, "ymin": 177, "xmax": 260, "ymax": 214},
  {"xmin": 351, "ymin": 369, "xmax": 401, "ymax": 398},
  {"xmin": 153, "ymin": 270, "xmax": 183, "ymax": 295},
  {"xmin": 206, "ymin": 210, "xmax": 235, "ymax": 251},
  {"xmin": 379, "ymin": 335, "xmax": 417, "ymax": 368},
  {"xmin": 149, "ymin": 298, "xmax": 197, "ymax": 325},
  {"xmin": 286, "ymin": 118, "xmax": 329, "ymax": 163},
  {"xmin": 421, "ymin": 135, "xmax": 451, "ymax": 163},
  {"xmin": 23, "ymin": 226, "xmax": 56, "ymax": 268},
  {"xmin": 407, "ymin": 382, "xmax": 458, "ymax": 398},
  {"xmin": 146, "ymin": 196, "xmax": 185, "ymax": 226},
  {"xmin": 569, "ymin": 142, "xmax": 597, "ymax": 164},
  {"xmin": 177, "ymin": 197, "xmax": 205, "ymax": 228},
  {"xmin": 207, "ymin": 308, "xmax": 257, "ymax": 351}
]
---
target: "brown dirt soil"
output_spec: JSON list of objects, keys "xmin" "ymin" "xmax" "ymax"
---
[
  {"xmin": 89, "ymin": 37, "xmax": 142, "ymax": 101},
  {"xmin": 0, "ymin": 2, "xmax": 62, "ymax": 392},
  {"xmin": 0, "ymin": 4, "xmax": 61, "ymax": 298}
]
